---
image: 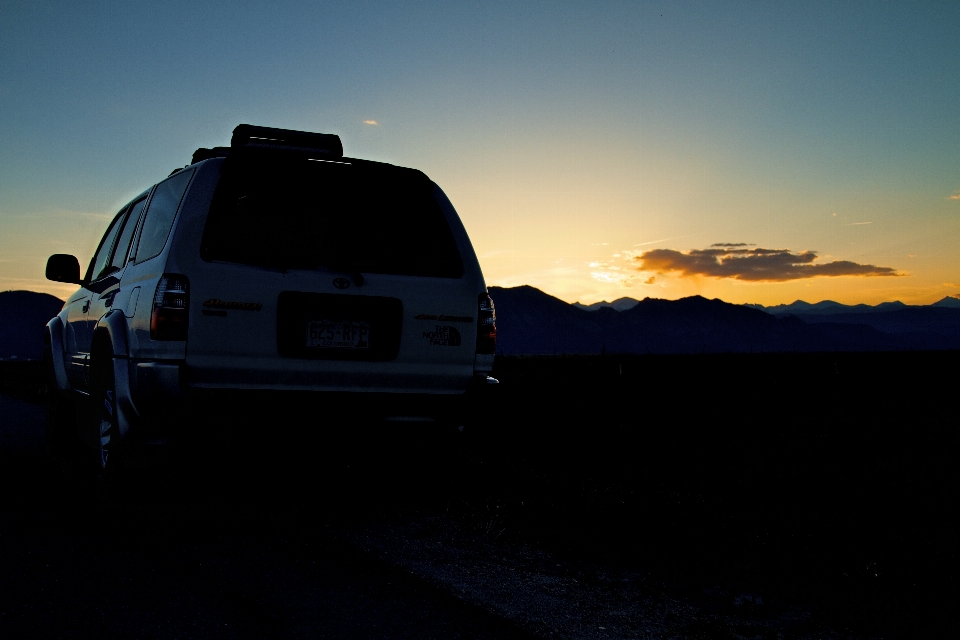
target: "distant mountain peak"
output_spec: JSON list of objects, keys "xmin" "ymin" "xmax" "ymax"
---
[
  {"xmin": 572, "ymin": 297, "xmax": 640, "ymax": 312},
  {"xmin": 932, "ymin": 295, "xmax": 960, "ymax": 309},
  {"xmin": 751, "ymin": 299, "xmax": 910, "ymax": 315},
  {"xmin": 0, "ymin": 290, "xmax": 66, "ymax": 361}
]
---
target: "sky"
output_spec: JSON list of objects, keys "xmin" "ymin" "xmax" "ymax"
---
[{"xmin": 2, "ymin": 1, "xmax": 958, "ymax": 306}]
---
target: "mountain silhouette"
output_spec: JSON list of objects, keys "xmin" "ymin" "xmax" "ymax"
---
[
  {"xmin": 572, "ymin": 297, "xmax": 640, "ymax": 312},
  {"xmin": 489, "ymin": 286, "xmax": 958, "ymax": 355},
  {"xmin": 932, "ymin": 296, "xmax": 960, "ymax": 309},
  {"xmin": 750, "ymin": 299, "xmax": 909, "ymax": 315},
  {"xmin": 786, "ymin": 307, "xmax": 960, "ymax": 350},
  {"xmin": 745, "ymin": 297, "xmax": 960, "ymax": 349},
  {"xmin": 0, "ymin": 291, "xmax": 65, "ymax": 360}
]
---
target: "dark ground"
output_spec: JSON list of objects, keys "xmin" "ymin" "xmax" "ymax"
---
[
  {"xmin": 1, "ymin": 352, "xmax": 957, "ymax": 638},
  {"xmin": 0, "ymin": 368, "xmax": 537, "ymax": 639},
  {"xmin": 472, "ymin": 352, "xmax": 959, "ymax": 638}
]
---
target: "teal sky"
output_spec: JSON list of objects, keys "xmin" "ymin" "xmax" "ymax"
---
[{"xmin": 2, "ymin": 1, "xmax": 958, "ymax": 305}]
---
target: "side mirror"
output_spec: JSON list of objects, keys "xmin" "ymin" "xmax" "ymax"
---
[{"xmin": 46, "ymin": 254, "xmax": 82, "ymax": 284}]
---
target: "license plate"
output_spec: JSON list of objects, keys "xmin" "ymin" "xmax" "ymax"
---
[{"xmin": 306, "ymin": 320, "xmax": 370, "ymax": 349}]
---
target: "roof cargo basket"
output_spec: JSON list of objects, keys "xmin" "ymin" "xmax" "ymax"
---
[
  {"xmin": 231, "ymin": 124, "xmax": 343, "ymax": 158},
  {"xmin": 191, "ymin": 147, "xmax": 231, "ymax": 164}
]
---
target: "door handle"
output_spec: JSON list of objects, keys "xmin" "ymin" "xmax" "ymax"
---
[{"xmin": 82, "ymin": 300, "xmax": 90, "ymax": 313}]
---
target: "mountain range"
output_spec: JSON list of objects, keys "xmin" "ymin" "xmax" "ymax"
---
[
  {"xmin": 747, "ymin": 296, "xmax": 960, "ymax": 315},
  {"xmin": 0, "ymin": 290, "xmax": 65, "ymax": 360},
  {"xmin": 2, "ymin": 288, "xmax": 958, "ymax": 360},
  {"xmin": 576, "ymin": 295, "xmax": 960, "ymax": 315},
  {"xmin": 572, "ymin": 298, "xmax": 640, "ymax": 312},
  {"xmin": 496, "ymin": 286, "xmax": 960, "ymax": 355}
]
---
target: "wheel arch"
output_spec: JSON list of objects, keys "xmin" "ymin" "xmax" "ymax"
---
[
  {"xmin": 44, "ymin": 316, "xmax": 70, "ymax": 392},
  {"xmin": 92, "ymin": 309, "xmax": 130, "ymax": 359},
  {"xmin": 90, "ymin": 309, "xmax": 137, "ymax": 439}
]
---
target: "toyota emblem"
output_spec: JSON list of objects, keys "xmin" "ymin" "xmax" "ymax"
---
[{"xmin": 333, "ymin": 277, "xmax": 351, "ymax": 289}]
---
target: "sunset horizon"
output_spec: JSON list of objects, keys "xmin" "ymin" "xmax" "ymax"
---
[{"xmin": 3, "ymin": 2, "xmax": 958, "ymax": 309}]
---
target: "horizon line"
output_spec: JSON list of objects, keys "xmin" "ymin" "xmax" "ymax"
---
[{"xmin": 485, "ymin": 284, "xmax": 960, "ymax": 309}]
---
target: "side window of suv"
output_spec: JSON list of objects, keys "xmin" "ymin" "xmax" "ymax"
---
[
  {"xmin": 134, "ymin": 169, "xmax": 194, "ymax": 264},
  {"xmin": 109, "ymin": 197, "xmax": 147, "ymax": 271},
  {"xmin": 86, "ymin": 210, "xmax": 126, "ymax": 283}
]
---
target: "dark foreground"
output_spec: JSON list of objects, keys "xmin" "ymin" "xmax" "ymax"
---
[
  {"xmin": 1, "ymin": 352, "xmax": 957, "ymax": 638},
  {"xmin": 0, "ymin": 392, "xmax": 538, "ymax": 639},
  {"xmin": 478, "ymin": 351, "xmax": 959, "ymax": 638}
]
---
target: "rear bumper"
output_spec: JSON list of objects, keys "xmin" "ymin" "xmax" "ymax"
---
[
  {"xmin": 128, "ymin": 359, "xmax": 496, "ymax": 435},
  {"xmin": 188, "ymin": 387, "xmax": 470, "ymax": 422}
]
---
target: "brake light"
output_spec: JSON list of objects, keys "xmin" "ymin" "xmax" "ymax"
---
[
  {"xmin": 151, "ymin": 274, "xmax": 189, "ymax": 340},
  {"xmin": 476, "ymin": 292, "xmax": 497, "ymax": 354}
]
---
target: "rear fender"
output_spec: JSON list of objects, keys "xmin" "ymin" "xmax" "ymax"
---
[
  {"xmin": 93, "ymin": 310, "xmax": 137, "ymax": 439},
  {"xmin": 45, "ymin": 317, "xmax": 70, "ymax": 392},
  {"xmin": 95, "ymin": 309, "xmax": 129, "ymax": 357}
]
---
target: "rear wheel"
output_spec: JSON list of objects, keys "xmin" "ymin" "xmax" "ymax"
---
[{"xmin": 89, "ymin": 353, "xmax": 120, "ymax": 471}]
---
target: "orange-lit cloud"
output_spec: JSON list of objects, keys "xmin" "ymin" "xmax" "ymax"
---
[
  {"xmin": 949, "ymin": 190, "xmax": 960, "ymax": 200},
  {"xmin": 634, "ymin": 244, "xmax": 901, "ymax": 282},
  {"xmin": 363, "ymin": 119, "xmax": 378, "ymax": 125}
]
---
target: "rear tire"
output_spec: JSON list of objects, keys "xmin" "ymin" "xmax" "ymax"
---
[{"xmin": 88, "ymin": 352, "xmax": 121, "ymax": 473}]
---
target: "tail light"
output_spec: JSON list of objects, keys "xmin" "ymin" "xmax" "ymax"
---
[
  {"xmin": 476, "ymin": 292, "xmax": 497, "ymax": 354},
  {"xmin": 151, "ymin": 274, "xmax": 189, "ymax": 340}
]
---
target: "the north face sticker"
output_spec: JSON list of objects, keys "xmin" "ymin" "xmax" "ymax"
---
[{"xmin": 423, "ymin": 325, "xmax": 461, "ymax": 346}]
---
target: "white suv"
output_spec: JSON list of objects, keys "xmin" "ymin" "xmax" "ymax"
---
[{"xmin": 44, "ymin": 125, "xmax": 497, "ymax": 468}]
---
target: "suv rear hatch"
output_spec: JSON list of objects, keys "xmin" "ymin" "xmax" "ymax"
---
[{"xmin": 183, "ymin": 152, "xmax": 479, "ymax": 394}]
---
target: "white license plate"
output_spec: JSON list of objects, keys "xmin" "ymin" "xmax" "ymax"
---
[{"xmin": 306, "ymin": 320, "xmax": 371, "ymax": 349}]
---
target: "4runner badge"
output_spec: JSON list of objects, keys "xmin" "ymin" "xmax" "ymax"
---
[
  {"xmin": 424, "ymin": 325, "xmax": 461, "ymax": 347},
  {"xmin": 203, "ymin": 299, "xmax": 262, "ymax": 311},
  {"xmin": 415, "ymin": 314, "xmax": 473, "ymax": 322}
]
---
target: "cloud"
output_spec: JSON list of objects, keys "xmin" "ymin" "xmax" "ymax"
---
[
  {"xmin": 591, "ymin": 270, "xmax": 630, "ymax": 284},
  {"xmin": 844, "ymin": 221, "xmax": 873, "ymax": 226},
  {"xmin": 50, "ymin": 208, "xmax": 114, "ymax": 221},
  {"xmin": 633, "ymin": 235, "xmax": 694, "ymax": 247},
  {"xmin": 589, "ymin": 254, "xmax": 662, "ymax": 287},
  {"xmin": 363, "ymin": 119, "xmax": 378, "ymax": 125},
  {"xmin": 949, "ymin": 190, "xmax": 960, "ymax": 200},
  {"xmin": 634, "ymin": 245, "xmax": 902, "ymax": 282},
  {"xmin": 711, "ymin": 242, "xmax": 752, "ymax": 247},
  {"xmin": 589, "ymin": 259, "xmax": 637, "ymax": 286}
]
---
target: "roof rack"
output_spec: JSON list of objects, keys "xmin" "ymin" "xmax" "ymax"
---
[
  {"xmin": 190, "ymin": 125, "xmax": 344, "ymax": 165},
  {"xmin": 231, "ymin": 124, "xmax": 343, "ymax": 157}
]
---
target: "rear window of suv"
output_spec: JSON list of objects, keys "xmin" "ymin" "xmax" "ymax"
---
[{"xmin": 200, "ymin": 155, "xmax": 464, "ymax": 278}]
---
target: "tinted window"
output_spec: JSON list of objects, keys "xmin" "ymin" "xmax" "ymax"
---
[
  {"xmin": 109, "ymin": 197, "xmax": 147, "ymax": 271},
  {"xmin": 200, "ymin": 157, "xmax": 463, "ymax": 278},
  {"xmin": 135, "ymin": 169, "xmax": 194, "ymax": 263},
  {"xmin": 87, "ymin": 211, "xmax": 125, "ymax": 282}
]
